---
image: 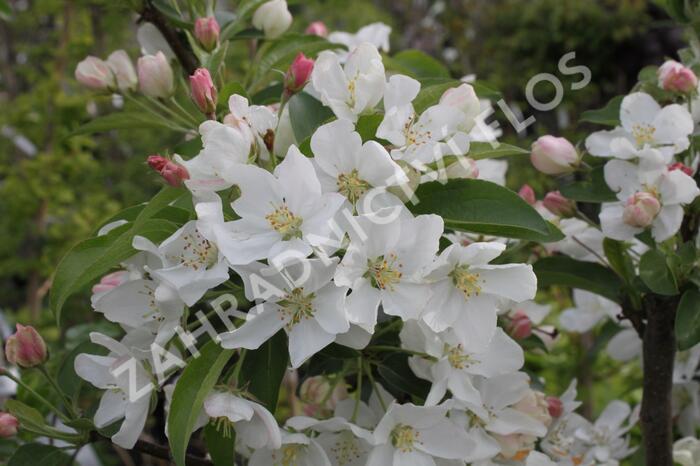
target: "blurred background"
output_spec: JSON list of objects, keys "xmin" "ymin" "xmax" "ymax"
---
[{"xmin": 0, "ymin": 0, "xmax": 685, "ymax": 459}]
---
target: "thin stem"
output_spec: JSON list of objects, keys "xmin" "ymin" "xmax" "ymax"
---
[
  {"xmin": 170, "ymin": 96, "xmax": 201, "ymax": 126},
  {"xmin": 1, "ymin": 370, "xmax": 71, "ymax": 423},
  {"xmin": 365, "ymin": 345, "xmax": 437, "ymax": 361},
  {"xmin": 351, "ymin": 357, "xmax": 363, "ymax": 423},
  {"xmin": 123, "ymin": 93, "xmax": 190, "ymax": 133},
  {"xmin": 364, "ymin": 361, "xmax": 387, "ymax": 412},
  {"xmin": 148, "ymin": 96, "xmax": 198, "ymax": 128},
  {"xmin": 269, "ymin": 98, "xmax": 288, "ymax": 168},
  {"xmin": 37, "ymin": 365, "xmax": 79, "ymax": 419},
  {"xmin": 230, "ymin": 349, "xmax": 247, "ymax": 384}
]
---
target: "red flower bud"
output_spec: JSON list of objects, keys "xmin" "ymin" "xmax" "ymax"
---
[
  {"xmin": 508, "ymin": 310, "xmax": 532, "ymax": 340},
  {"xmin": 147, "ymin": 155, "xmax": 190, "ymax": 187},
  {"xmin": 543, "ymin": 191, "xmax": 576, "ymax": 217},
  {"xmin": 285, "ymin": 53, "xmax": 315, "ymax": 96},
  {"xmin": 670, "ymin": 162, "xmax": 694, "ymax": 177},
  {"xmin": 518, "ymin": 184, "xmax": 536, "ymax": 205},
  {"xmin": 189, "ymin": 68, "xmax": 218, "ymax": 115},
  {"xmin": 5, "ymin": 324, "xmax": 48, "ymax": 368},
  {"xmin": 546, "ymin": 396, "xmax": 564, "ymax": 418},
  {"xmin": 0, "ymin": 413, "xmax": 18, "ymax": 438},
  {"xmin": 194, "ymin": 17, "xmax": 220, "ymax": 52},
  {"xmin": 305, "ymin": 21, "xmax": 328, "ymax": 37}
]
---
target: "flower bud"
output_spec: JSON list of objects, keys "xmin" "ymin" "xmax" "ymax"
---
[
  {"xmin": 670, "ymin": 162, "xmax": 694, "ymax": 177},
  {"xmin": 137, "ymin": 52, "xmax": 174, "ymax": 98},
  {"xmin": 518, "ymin": 184, "xmax": 536, "ymax": 205},
  {"xmin": 514, "ymin": 389, "xmax": 552, "ymax": 428},
  {"xmin": 5, "ymin": 324, "xmax": 48, "ymax": 368},
  {"xmin": 106, "ymin": 50, "xmax": 137, "ymax": 92},
  {"xmin": 508, "ymin": 310, "xmax": 532, "ymax": 340},
  {"xmin": 299, "ymin": 376, "xmax": 347, "ymax": 417},
  {"xmin": 147, "ymin": 155, "xmax": 190, "ymax": 187},
  {"xmin": 439, "ymin": 83, "xmax": 480, "ymax": 130},
  {"xmin": 658, "ymin": 60, "xmax": 698, "ymax": 94},
  {"xmin": 623, "ymin": 192, "xmax": 661, "ymax": 228},
  {"xmin": 285, "ymin": 53, "xmax": 314, "ymax": 96},
  {"xmin": 92, "ymin": 270, "xmax": 129, "ymax": 295},
  {"xmin": 445, "ymin": 157, "xmax": 479, "ymax": 179},
  {"xmin": 0, "ymin": 413, "xmax": 18, "ymax": 438},
  {"xmin": 252, "ymin": 0, "xmax": 292, "ymax": 39},
  {"xmin": 546, "ymin": 396, "xmax": 564, "ymax": 418},
  {"xmin": 305, "ymin": 21, "xmax": 328, "ymax": 37},
  {"xmin": 543, "ymin": 191, "xmax": 576, "ymax": 217},
  {"xmin": 530, "ymin": 135, "xmax": 579, "ymax": 175},
  {"xmin": 194, "ymin": 17, "xmax": 220, "ymax": 52},
  {"xmin": 190, "ymin": 68, "xmax": 217, "ymax": 115},
  {"xmin": 75, "ymin": 56, "xmax": 116, "ymax": 91}
]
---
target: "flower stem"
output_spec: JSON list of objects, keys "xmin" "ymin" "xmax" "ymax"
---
[
  {"xmin": 38, "ymin": 365, "xmax": 80, "ymax": 419},
  {"xmin": 365, "ymin": 345, "xmax": 437, "ymax": 361},
  {"xmin": 1, "ymin": 370, "xmax": 71, "ymax": 423},
  {"xmin": 351, "ymin": 357, "xmax": 363, "ymax": 423}
]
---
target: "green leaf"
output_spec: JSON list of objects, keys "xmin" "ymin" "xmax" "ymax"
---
[
  {"xmin": 288, "ymin": 93, "xmax": 335, "ymax": 144},
  {"xmin": 238, "ymin": 331, "xmax": 288, "ymax": 412},
  {"xmin": 57, "ymin": 340, "xmax": 106, "ymax": 400},
  {"xmin": 469, "ymin": 142, "xmax": 529, "ymax": 160},
  {"xmin": 639, "ymin": 249, "xmax": 679, "ymax": 296},
  {"xmin": 5, "ymin": 400, "xmax": 82, "ymax": 442},
  {"xmin": 676, "ymin": 289, "xmax": 700, "ymax": 350},
  {"xmin": 560, "ymin": 166, "xmax": 617, "ymax": 202},
  {"xmin": 603, "ymin": 238, "xmax": 636, "ymax": 284},
  {"xmin": 533, "ymin": 256, "xmax": 624, "ymax": 303},
  {"xmin": 580, "ymin": 96, "xmax": 623, "ymax": 127},
  {"xmin": 376, "ymin": 353, "xmax": 430, "ymax": 400},
  {"xmin": 356, "ymin": 114, "xmax": 384, "ymax": 142},
  {"xmin": 168, "ymin": 341, "xmax": 234, "ymax": 466},
  {"xmin": 220, "ymin": 0, "xmax": 268, "ymax": 41},
  {"xmin": 8, "ymin": 444, "xmax": 72, "ymax": 466},
  {"xmin": 205, "ymin": 424, "xmax": 235, "ymax": 466},
  {"xmin": 50, "ymin": 187, "xmax": 184, "ymax": 324},
  {"xmin": 251, "ymin": 83, "xmax": 284, "ymax": 105},
  {"xmin": 409, "ymin": 179, "xmax": 557, "ymax": 241},
  {"xmin": 218, "ymin": 81, "xmax": 249, "ymax": 107},
  {"xmin": 384, "ymin": 49, "xmax": 451, "ymax": 78},
  {"xmin": 71, "ymin": 112, "xmax": 172, "ymax": 136},
  {"xmin": 152, "ymin": 0, "xmax": 191, "ymax": 29},
  {"xmin": 0, "ymin": 0, "xmax": 11, "ymax": 18}
]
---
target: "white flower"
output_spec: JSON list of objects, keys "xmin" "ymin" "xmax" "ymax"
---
[
  {"xmin": 249, "ymin": 431, "xmax": 331, "ymax": 466},
  {"xmin": 310, "ymin": 119, "xmax": 408, "ymax": 206},
  {"xmin": 203, "ymin": 391, "xmax": 282, "ymax": 449},
  {"xmin": 377, "ymin": 75, "xmax": 469, "ymax": 167},
  {"xmin": 212, "ymin": 146, "xmax": 346, "ymax": 265},
  {"xmin": 600, "ymin": 149, "xmax": 699, "ymax": 241},
  {"xmin": 606, "ymin": 328, "xmax": 642, "ymax": 362},
  {"xmin": 476, "ymin": 159, "xmax": 508, "ymax": 185},
  {"xmin": 674, "ymin": 382, "xmax": 700, "ymax": 437},
  {"xmin": 549, "ymin": 217, "xmax": 605, "ymax": 262},
  {"xmin": 575, "ymin": 401, "xmax": 639, "ymax": 465},
  {"xmin": 311, "ymin": 43, "xmax": 386, "ymax": 122},
  {"xmin": 335, "ymin": 210, "xmax": 443, "ymax": 331},
  {"xmin": 673, "ymin": 437, "xmax": 700, "ymax": 466},
  {"xmin": 252, "ymin": 0, "xmax": 292, "ymax": 39},
  {"xmin": 526, "ymin": 451, "xmax": 560, "ymax": 466},
  {"xmin": 401, "ymin": 321, "xmax": 524, "ymax": 406},
  {"xmin": 559, "ymin": 289, "xmax": 620, "ymax": 333},
  {"xmin": 328, "ymin": 23, "xmax": 391, "ymax": 61},
  {"xmin": 421, "ymin": 242, "xmax": 537, "ymax": 348},
  {"xmin": 586, "ymin": 92, "xmax": 693, "ymax": 161},
  {"xmin": 219, "ymin": 258, "xmax": 349, "ymax": 368},
  {"xmin": 224, "ymin": 94, "xmax": 277, "ymax": 160},
  {"xmin": 367, "ymin": 402, "xmax": 475, "ymax": 466},
  {"xmin": 74, "ymin": 333, "xmax": 152, "ymax": 449}
]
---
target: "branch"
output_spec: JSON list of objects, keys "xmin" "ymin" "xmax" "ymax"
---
[
  {"xmin": 93, "ymin": 433, "xmax": 213, "ymax": 466},
  {"xmin": 138, "ymin": 0, "xmax": 199, "ymax": 75}
]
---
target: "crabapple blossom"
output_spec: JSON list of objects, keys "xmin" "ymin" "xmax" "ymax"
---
[
  {"xmin": 75, "ymin": 56, "xmax": 115, "ymax": 90},
  {"xmin": 5, "ymin": 324, "xmax": 47, "ymax": 368},
  {"xmin": 106, "ymin": 50, "xmax": 137, "ymax": 91},
  {"xmin": 0, "ymin": 413, "xmax": 18, "ymax": 438},
  {"xmin": 285, "ymin": 53, "xmax": 315, "ymax": 96},
  {"xmin": 306, "ymin": 21, "xmax": 328, "ymax": 37},
  {"xmin": 147, "ymin": 155, "xmax": 190, "ymax": 187},
  {"xmin": 530, "ymin": 136, "xmax": 579, "ymax": 175},
  {"xmin": 194, "ymin": 17, "xmax": 220, "ymax": 52},
  {"xmin": 543, "ymin": 191, "xmax": 576, "ymax": 217},
  {"xmin": 137, "ymin": 52, "xmax": 174, "ymax": 98},
  {"xmin": 328, "ymin": 23, "xmax": 392, "ymax": 59},
  {"xmin": 190, "ymin": 68, "xmax": 217, "ymax": 114},
  {"xmin": 658, "ymin": 60, "xmax": 698, "ymax": 93},
  {"xmin": 249, "ymin": 431, "xmax": 330, "ymax": 466},
  {"xmin": 252, "ymin": 0, "xmax": 292, "ymax": 39}
]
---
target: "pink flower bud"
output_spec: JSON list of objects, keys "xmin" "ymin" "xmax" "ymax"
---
[
  {"xmin": 285, "ymin": 53, "xmax": 315, "ymax": 96},
  {"xmin": 299, "ymin": 376, "xmax": 347, "ymax": 417},
  {"xmin": 194, "ymin": 17, "xmax": 220, "ymax": 52},
  {"xmin": 508, "ymin": 310, "xmax": 532, "ymax": 340},
  {"xmin": 106, "ymin": 50, "xmax": 137, "ymax": 92},
  {"xmin": 137, "ymin": 52, "xmax": 174, "ymax": 98},
  {"xmin": 75, "ymin": 56, "xmax": 116, "ymax": 90},
  {"xmin": 658, "ymin": 60, "xmax": 698, "ymax": 93},
  {"xmin": 305, "ymin": 21, "xmax": 328, "ymax": 37},
  {"xmin": 190, "ymin": 68, "xmax": 218, "ymax": 115},
  {"xmin": 543, "ymin": 191, "xmax": 576, "ymax": 217},
  {"xmin": 530, "ymin": 135, "xmax": 579, "ymax": 175},
  {"xmin": 147, "ymin": 155, "xmax": 190, "ymax": 187},
  {"xmin": 92, "ymin": 270, "xmax": 129, "ymax": 294},
  {"xmin": 546, "ymin": 396, "xmax": 564, "ymax": 418},
  {"xmin": 670, "ymin": 162, "xmax": 694, "ymax": 177},
  {"xmin": 0, "ymin": 413, "xmax": 18, "ymax": 438},
  {"xmin": 5, "ymin": 324, "xmax": 48, "ymax": 368},
  {"xmin": 623, "ymin": 192, "xmax": 661, "ymax": 228},
  {"xmin": 518, "ymin": 184, "xmax": 536, "ymax": 205}
]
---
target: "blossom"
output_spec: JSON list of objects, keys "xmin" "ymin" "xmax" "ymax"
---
[
  {"xmin": 222, "ymin": 94, "xmax": 277, "ymax": 160},
  {"xmin": 673, "ymin": 437, "xmax": 700, "ymax": 466},
  {"xmin": 5, "ymin": 324, "xmax": 48, "ymax": 368},
  {"xmin": 190, "ymin": 68, "xmax": 217, "ymax": 114},
  {"xmin": 439, "ymin": 83, "xmax": 482, "ymax": 132},
  {"xmin": 147, "ymin": 155, "xmax": 190, "ymax": 187},
  {"xmin": 106, "ymin": 50, "xmax": 137, "ymax": 91},
  {"xmin": 658, "ymin": 60, "xmax": 698, "ymax": 93},
  {"xmin": 542, "ymin": 191, "xmax": 576, "ymax": 217},
  {"xmin": 0, "ymin": 413, "xmax": 18, "ymax": 438},
  {"xmin": 285, "ymin": 53, "xmax": 315, "ymax": 96},
  {"xmin": 306, "ymin": 21, "xmax": 328, "ymax": 37},
  {"xmin": 421, "ymin": 242, "xmax": 537, "ymax": 348},
  {"xmin": 367, "ymin": 402, "xmax": 475, "ymax": 466},
  {"xmin": 75, "ymin": 56, "xmax": 115, "ymax": 90},
  {"xmin": 194, "ymin": 17, "xmax": 220, "ymax": 52},
  {"xmin": 328, "ymin": 23, "xmax": 391, "ymax": 61},
  {"xmin": 530, "ymin": 136, "xmax": 579, "ymax": 175},
  {"xmin": 252, "ymin": 0, "xmax": 292, "ymax": 39},
  {"xmin": 574, "ymin": 401, "xmax": 639, "ymax": 465},
  {"xmin": 219, "ymin": 258, "xmax": 349, "ymax": 368},
  {"xmin": 312, "ymin": 43, "xmax": 386, "ymax": 122},
  {"xmin": 559, "ymin": 289, "xmax": 620, "ymax": 333},
  {"xmin": 211, "ymin": 146, "xmax": 346, "ymax": 265},
  {"xmin": 249, "ymin": 431, "xmax": 330, "ymax": 466},
  {"xmin": 137, "ymin": 52, "xmax": 174, "ymax": 98},
  {"xmin": 74, "ymin": 333, "xmax": 152, "ymax": 449},
  {"xmin": 585, "ymin": 92, "xmax": 693, "ymax": 161}
]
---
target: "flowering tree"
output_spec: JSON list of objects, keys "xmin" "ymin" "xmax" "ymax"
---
[{"xmin": 4, "ymin": 1, "xmax": 700, "ymax": 465}]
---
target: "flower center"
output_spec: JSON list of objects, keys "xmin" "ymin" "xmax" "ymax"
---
[
  {"xmin": 278, "ymin": 287, "xmax": 315, "ymax": 329},
  {"xmin": 266, "ymin": 204, "xmax": 303, "ymax": 240},
  {"xmin": 449, "ymin": 265, "xmax": 482, "ymax": 299},
  {"xmin": 390, "ymin": 424, "xmax": 420, "ymax": 452},
  {"xmin": 212, "ymin": 416, "xmax": 234, "ymax": 438},
  {"xmin": 632, "ymin": 123, "xmax": 656, "ymax": 146},
  {"xmin": 329, "ymin": 431, "xmax": 362, "ymax": 466},
  {"xmin": 365, "ymin": 254, "xmax": 403, "ymax": 290},
  {"xmin": 347, "ymin": 78, "xmax": 357, "ymax": 107},
  {"xmin": 272, "ymin": 444, "xmax": 302, "ymax": 466},
  {"xmin": 446, "ymin": 344, "xmax": 472, "ymax": 369},
  {"xmin": 171, "ymin": 230, "xmax": 218, "ymax": 270},
  {"xmin": 337, "ymin": 169, "xmax": 370, "ymax": 204}
]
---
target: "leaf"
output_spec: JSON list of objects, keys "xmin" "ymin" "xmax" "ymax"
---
[
  {"xmin": 218, "ymin": 81, "xmax": 249, "ymax": 107},
  {"xmin": 385, "ymin": 49, "xmax": 451, "ymax": 78},
  {"xmin": 376, "ymin": 353, "xmax": 430, "ymax": 400},
  {"xmin": 559, "ymin": 166, "xmax": 617, "ymax": 202},
  {"xmin": 676, "ymin": 289, "xmax": 700, "ymax": 350},
  {"xmin": 251, "ymin": 83, "xmax": 284, "ymax": 105},
  {"xmin": 205, "ymin": 424, "xmax": 235, "ymax": 466},
  {"xmin": 8, "ymin": 444, "xmax": 72, "ymax": 466},
  {"xmin": 0, "ymin": 0, "xmax": 11, "ymax": 18},
  {"xmin": 409, "ymin": 179, "xmax": 557, "ymax": 241},
  {"xmin": 288, "ymin": 93, "xmax": 335, "ymax": 144},
  {"xmin": 533, "ymin": 256, "xmax": 624, "ymax": 303},
  {"xmin": 57, "ymin": 340, "xmax": 106, "ymax": 400},
  {"xmin": 355, "ymin": 114, "xmax": 384, "ymax": 142},
  {"xmin": 580, "ymin": 96, "xmax": 623, "ymax": 127},
  {"xmin": 152, "ymin": 0, "xmax": 191, "ymax": 29},
  {"xmin": 71, "ymin": 112, "xmax": 171, "ymax": 136},
  {"xmin": 50, "ymin": 187, "xmax": 184, "ymax": 324},
  {"xmin": 237, "ymin": 330, "xmax": 288, "ymax": 412},
  {"xmin": 220, "ymin": 0, "xmax": 268, "ymax": 41},
  {"xmin": 469, "ymin": 142, "xmax": 529, "ymax": 160},
  {"xmin": 603, "ymin": 239, "xmax": 636, "ymax": 284},
  {"xmin": 639, "ymin": 249, "xmax": 679, "ymax": 296},
  {"xmin": 168, "ymin": 341, "xmax": 234, "ymax": 466}
]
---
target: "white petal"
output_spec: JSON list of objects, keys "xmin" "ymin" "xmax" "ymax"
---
[
  {"xmin": 288, "ymin": 319, "xmax": 335, "ymax": 368},
  {"xmin": 219, "ymin": 306, "xmax": 286, "ymax": 349}
]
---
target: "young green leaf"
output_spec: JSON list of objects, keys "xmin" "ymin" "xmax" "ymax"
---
[
  {"xmin": 676, "ymin": 289, "xmax": 700, "ymax": 350},
  {"xmin": 559, "ymin": 165, "xmax": 617, "ymax": 202},
  {"xmin": 533, "ymin": 256, "xmax": 624, "ymax": 303},
  {"xmin": 579, "ymin": 96, "xmax": 623, "ymax": 126},
  {"xmin": 8, "ymin": 444, "xmax": 73, "ymax": 466},
  {"xmin": 237, "ymin": 330, "xmax": 288, "ymax": 412},
  {"xmin": 384, "ymin": 49, "xmax": 451, "ymax": 79},
  {"xmin": 288, "ymin": 92, "xmax": 335, "ymax": 144},
  {"xmin": 639, "ymin": 249, "xmax": 679, "ymax": 296}
]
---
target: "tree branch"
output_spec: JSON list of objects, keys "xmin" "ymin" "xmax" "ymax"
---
[
  {"xmin": 93, "ymin": 433, "xmax": 213, "ymax": 466},
  {"xmin": 138, "ymin": 0, "xmax": 199, "ymax": 75}
]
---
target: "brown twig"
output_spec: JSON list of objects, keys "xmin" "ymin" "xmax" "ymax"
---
[{"xmin": 92, "ymin": 433, "xmax": 213, "ymax": 466}]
